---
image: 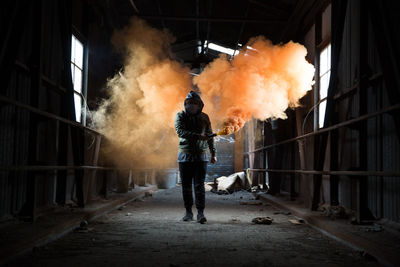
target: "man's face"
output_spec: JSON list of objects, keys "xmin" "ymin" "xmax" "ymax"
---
[{"xmin": 184, "ymin": 99, "xmax": 201, "ymax": 115}]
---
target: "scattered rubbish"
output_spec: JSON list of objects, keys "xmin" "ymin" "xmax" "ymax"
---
[
  {"xmin": 251, "ymin": 186, "xmax": 259, "ymax": 193},
  {"xmin": 126, "ymin": 213, "xmax": 132, "ymax": 216},
  {"xmin": 360, "ymin": 251, "xmax": 377, "ymax": 262},
  {"xmin": 144, "ymin": 191, "xmax": 153, "ymax": 197},
  {"xmin": 210, "ymin": 188, "xmax": 230, "ymax": 195},
  {"xmin": 364, "ymin": 224, "xmax": 384, "ymax": 232},
  {"xmin": 118, "ymin": 205, "xmax": 126, "ymax": 211},
  {"xmin": 240, "ymin": 201, "xmax": 263, "ymax": 205},
  {"xmin": 318, "ymin": 203, "xmax": 348, "ymax": 219},
  {"xmin": 209, "ymin": 172, "xmax": 249, "ymax": 194},
  {"xmin": 289, "ymin": 219, "xmax": 304, "ymax": 225},
  {"xmin": 252, "ymin": 216, "xmax": 273, "ymax": 225},
  {"xmin": 80, "ymin": 220, "xmax": 88, "ymax": 228},
  {"xmin": 75, "ymin": 221, "xmax": 93, "ymax": 233},
  {"xmin": 134, "ymin": 198, "xmax": 144, "ymax": 202}
]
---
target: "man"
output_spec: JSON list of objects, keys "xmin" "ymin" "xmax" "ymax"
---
[{"xmin": 175, "ymin": 90, "xmax": 217, "ymax": 224}]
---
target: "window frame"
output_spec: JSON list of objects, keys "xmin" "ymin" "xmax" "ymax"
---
[
  {"xmin": 70, "ymin": 30, "xmax": 88, "ymax": 125},
  {"xmin": 317, "ymin": 42, "xmax": 331, "ymax": 129},
  {"xmin": 313, "ymin": 7, "xmax": 331, "ymax": 131}
]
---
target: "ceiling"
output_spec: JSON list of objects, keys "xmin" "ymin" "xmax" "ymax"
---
[{"xmin": 89, "ymin": 0, "xmax": 329, "ymax": 68}]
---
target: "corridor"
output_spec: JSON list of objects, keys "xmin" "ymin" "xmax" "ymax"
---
[{"xmin": 9, "ymin": 186, "xmax": 376, "ymax": 267}]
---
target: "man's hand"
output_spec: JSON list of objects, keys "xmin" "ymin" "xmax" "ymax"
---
[{"xmin": 210, "ymin": 156, "xmax": 217, "ymax": 164}]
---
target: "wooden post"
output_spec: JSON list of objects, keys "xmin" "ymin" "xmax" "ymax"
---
[{"xmin": 295, "ymin": 109, "xmax": 308, "ymax": 204}]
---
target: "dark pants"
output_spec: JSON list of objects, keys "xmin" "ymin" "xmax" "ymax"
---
[{"xmin": 179, "ymin": 162, "xmax": 207, "ymax": 212}]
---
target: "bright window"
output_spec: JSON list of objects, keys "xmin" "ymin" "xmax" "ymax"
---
[
  {"xmin": 318, "ymin": 44, "xmax": 331, "ymax": 128},
  {"xmin": 204, "ymin": 40, "xmax": 239, "ymax": 57},
  {"xmin": 71, "ymin": 35, "xmax": 84, "ymax": 123}
]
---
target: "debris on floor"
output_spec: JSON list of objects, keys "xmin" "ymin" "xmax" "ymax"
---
[
  {"xmin": 364, "ymin": 224, "xmax": 384, "ymax": 232},
  {"xmin": 80, "ymin": 220, "xmax": 88, "ymax": 228},
  {"xmin": 74, "ymin": 220, "xmax": 93, "ymax": 233},
  {"xmin": 209, "ymin": 172, "xmax": 249, "ymax": 194},
  {"xmin": 360, "ymin": 251, "xmax": 378, "ymax": 262},
  {"xmin": 318, "ymin": 203, "xmax": 350, "ymax": 220},
  {"xmin": 252, "ymin": 216, "xmax": 273, "ymax": 225},
  {"xmin": 210, "ymin": 188, "xmax": 230, "ymax": 195},
  {"xmin": 289, "ymin": 219, "xmax": 305, "ymax": 225}
]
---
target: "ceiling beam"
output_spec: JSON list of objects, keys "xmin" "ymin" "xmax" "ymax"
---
[{"xmin": 137, "ymin": 15, "xmax": 286, "ymax": 24}]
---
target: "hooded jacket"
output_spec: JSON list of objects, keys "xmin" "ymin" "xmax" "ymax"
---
[{"xmin": 175, "ymin": 91, "xmax": 216, "ymax": 158}]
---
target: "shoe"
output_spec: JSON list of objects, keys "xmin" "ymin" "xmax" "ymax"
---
[
  {"xmin": 182, "ymin": 211, "xmax": 193, "ymax": 221},
  {"xmin": 197, "ymin": 212, "xmax": 207, "ymax": 224}
]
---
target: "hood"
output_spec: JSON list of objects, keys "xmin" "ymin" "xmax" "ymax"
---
[{"xmin": 184, "ymin": 90, "xmax": 204, "ymax": 113}]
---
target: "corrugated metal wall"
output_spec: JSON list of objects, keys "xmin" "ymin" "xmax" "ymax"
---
[
  {"xmin": 0, "ymin": 3, "xmax": 36, "ymax": 217},
  {"xmin": 1, "ymin": 0, "xmax": 85, "ymax": 218},
  {"xmin": 245, "ymin": 0, "xmax": 400, "ymax": 222},
  {"xmin": 336, "ymin": 0, "xmax": 400, "ymax": 222}
]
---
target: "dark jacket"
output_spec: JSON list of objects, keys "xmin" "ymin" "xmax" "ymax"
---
[{"xmin": 175, "ymin": 91, "xmax": 216, "ymax": 156}]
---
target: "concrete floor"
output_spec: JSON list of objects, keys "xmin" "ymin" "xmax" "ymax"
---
[{"xmin": 8, "ymin": 186, "xmax": 379, "ymax": 267}]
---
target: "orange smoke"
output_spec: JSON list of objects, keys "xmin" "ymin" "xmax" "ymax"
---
[
  {"xmin": 92, "ymin": 18, "xmax": 191, "ymax": 168},
  {"xmin": 194, "ymin": 37, "xmax": 315, "ymax": 135},
  {"xmin": 92, "ymin": 18, "xmax": 315, "ymax": 169}
]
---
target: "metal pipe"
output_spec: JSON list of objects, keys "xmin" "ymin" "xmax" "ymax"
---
[
  {"xmin": 245, "ymin": 102, "xmax": 400, "ymax": 153},
  {"xmin": 0, "ymin": 165, "xmax": 162, "ymax": 172},
  {"xmin": 0, "ymin": 165, "xmax": 123, "ymax": 171},
  {"xmin": 0, "ymin": 94, "xmax": 101, "ymax": 136},
  {"xmin": 246, "ymin": 168, "xmax": 400, "ymax": 177}
]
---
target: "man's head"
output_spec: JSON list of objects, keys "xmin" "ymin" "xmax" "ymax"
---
[{"xmin": 184, "ymin": 91, "xmax": 204, "ymax": 115}]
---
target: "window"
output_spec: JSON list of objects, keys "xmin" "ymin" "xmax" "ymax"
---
[
  {"xmin": 203, "ymin": 40, "xmax": 240, "ymax": 57},
  {"xmin": 71, "ymin": 35, "xmax": 85, "ymax": 123},
  {"xmin": 318, "ymin": 44, "xmax": 331, "ymax": 128}
]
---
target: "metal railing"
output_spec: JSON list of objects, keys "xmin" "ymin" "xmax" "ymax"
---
[
  {"xmin": 247, "ymin": 168, "xmax": 400, "ymax": 177},
  {"xmin": 245, "ymin": 102, "xmax": 400, "ymax": 154}
]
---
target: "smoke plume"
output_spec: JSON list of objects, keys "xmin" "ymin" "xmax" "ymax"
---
[
  {"xmin": 92, "ymin": 18, "xmax": 191, "ymax": 168},
  {"xmin": 194, "ymin": 37, "xmax": 315, "ymax": 135},
  {"xmin": 92, "ymin": 18, "xmax": 314, "ymax": 169}
]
